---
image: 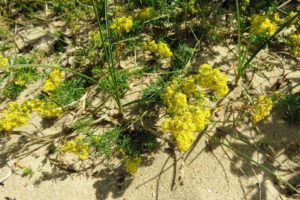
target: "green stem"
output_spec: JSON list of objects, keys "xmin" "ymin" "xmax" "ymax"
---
[
  {"xmin": 237, "ymin": 11, "xmax": 300, "ymax": 82},
  {"xmin": 92, "ymin": 0, "xmax": 123, "ymax": 113},
  {"xmin": 235, "ymin": 0, "xmax": 242, "ymax": 85},
  {"xmin": 2, "ymin": 64, "xmax": 97, "ymax": 83},
  {"xmin": 104, "ymin": 0, "xmax": 123, "ymax": 113},
  {"xmin": 184, "ymin": 0, "xmax": 188, "ymax": 29}
]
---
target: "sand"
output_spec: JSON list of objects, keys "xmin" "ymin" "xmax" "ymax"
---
[{"xmin": 0, "ymin": 31, "xmax": 299, "ymax": 200}]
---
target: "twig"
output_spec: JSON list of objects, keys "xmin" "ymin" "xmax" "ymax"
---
[{"xmin": 277, "ymin": 0, "xmax": 292, "ymax": 9}]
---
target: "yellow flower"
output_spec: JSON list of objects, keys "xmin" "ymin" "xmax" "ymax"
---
[
  {"xmin": 31, "ymin": 99, "xmax": 63, "ymax": 119},
  {"xmin": 143, "ymin": 40, "xmax": 173, "ymax": 58},
  {"xmin": 288, "ymin": 11, "xmax": 297, "ymax": 19},
  {"xmin": 89, "ymin": 30, "xmax": 103, "ymax": 48},
  {"xmin": 146, "ymin": 40, "xmax": 158, "ymax": 52},
  {"xmin": 161, "ymin": 118, "xmax": 171, "ymax": 132},
  {"xmin": 14, "ymin": 76, "xmax": 26, "ymax": 86},
  {"xmin": 252, "ymin": 95, "xmax": 273, "ymax": 123},
  {"xmin": 63, "ymin": 136, "xmax": 90, "ymax": 160},
  {"xmin": 175, "ymin": 131, "xmax": 195, "ymax": 152},
  {"xmin": 181, "ymin": 76, "xmax": 196, "ymax": 97},
  {"xmin": 171, "ymin": 92, "xmax": 188, "ymax": 114},
  {"xmin": 42, "ymin": 69, "xmax": 64, "ymax": 95},
  {"xmin": 188, "ymin": 0, "xmax": 198, "ymax": 14},
  {"xmin": 0, "ymin": 55, "xmax": 8, "ymax": 67},
  {"xmin": 162, "ymin": 78, "xmax": 178, "ymax": 107},
  {"xmin": 289, "ymin": 34, "xmax": 300, "ymax": 56},
  {"xmin": 63, "ymin": 140, "xmax": 76, "ymax": 152},
  {"xmin": 241, "ymin": 0, "xmax": 250, "ymax": 11},
  {"xmin": 125, "ymin": 156, "xmax": 142, "ymax": 174},
  {"xmin": 196, "ymin": 64, "xmax": 229, "ymax": 98},
  {"xmin": 157, "ymin": 42, "xmax": 173, "ymax": 58},
  {"xmin": 274, "ymin": 11, "xmax": 299, "ymax": 27},
  {"xmin": 162, "ymin": 89, "xmax": 188, "ymax": 114},
  {"xmin": 250, "ymin": 14, "xmax": 277, "ymax": 37},
  {"xmin": 0, "ymin": 101, "xmax": 31, "ymax": 131},
  {"xmin": 136, "ymin": 7, "xmax": 155, "ymax": 21},
  {"xmin": 290, "ymin": 34, "xmax": 300, "ymax": 45},
  {"xmin": 161, "ymin": 107, "xmax": 210, "ymax": 152},
  {"xmin": 273, "ymin": 13, "xmax": 282, "ymax": 23},
  {"xmin": 110, "ymin": 16, "xmax": 133, "ymax": 35},
  {"xmin": 0, "ymin": 97, "xmax": 64, "ymax": 132},
  {"xmin": 191, "ymin": 105, "xmax": 211, "ymax": 131},
  {"xmin": 161, "ymin": 63, "xmax": 227, "ymax": 152}
]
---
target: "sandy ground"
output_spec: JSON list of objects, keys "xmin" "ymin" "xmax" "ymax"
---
[
  {"xmin": 0, "ymin": 132, "xmax": 282, "ymax": 200},
  {"xmin": 0, "ymin": 43, "xmax": 299, "ymax": 200},
  {"xmin": 1, "ymin": 119, "xmax": 298, "ymax": 200}
]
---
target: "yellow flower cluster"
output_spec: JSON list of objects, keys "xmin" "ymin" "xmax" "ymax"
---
[
  {"xmin": 31, "ymin": 99, "xmax": 63, "ymax": 119},
  {"xmin": 180, "ymin": 76, "xmax": 203, "ymax": 99},
  {"xmin": 143, "ymin": 40, "xmax": 173, "ymax": 58},
  {"xmin": 0, "ymin": 98, "xmax": 63, "ymax": 132},
  {"xmin": 110, "ymin": 16, "xmax": 133, "ymax": 35},
  {"xmin": 161, "ymin": 63, "xmax": 228, "ymax": 152},
  {"xmin": 273, "ymin": 10, "xmax": 299, "ymax": 25},
  {"xmin": 125, "ymin": 156, "xmax": 141, "ymax": 174},
  {"xmin": 161, "ymin": 106, "xmax": 211, "ymax": 152},
  {"xmin": 285, "ymin": 11, "xmax": 297, "ymax": 22},
  {"xmin": 0, "ymin": 55, "xmax": 8, "ymax": 67},
  {"xmin": 196, "ymin": 64, "xmax": 229, "ymax": 98},
  {"xmin": 273, "ymin": 12, "xmax": 282, "ymax": 23},
  {"xmin": 14, "ymin": 76, "xmax": 26, "ymax": 86},
  {"xmin": 0, "ymin": 101, "xmax": 31, "ymax": 131},
  {"xmin": 252, "ymin": 95, "xmax": 273, "ymax": 123},
  {"xmin": 250, "ymin": 14, "xmax": 277, "ymax": 37},
  {"xmin": 241, "ymin": 0, "xmax": 250, "ymax": 11},
  {"xmin": 136, "ymin": 7, "xmax": 155, "ymax": 21},
  {"xmin": 164, "ymin": 90, "xmax": 188, "ymax": 114},
  {"xmin": 0, "ymin": 67, "xmax": 64, "ymax": 132},
  {"xmin": 42, "ymin": 69, "xmax": 64, "ymax": 95},
  {"xmin": 188, "ymin": 0, "xmax": 198, "ymax": 14},
  {"xmin": 89, "ymin": 30, "xmax": 103, "ymax": 48},
  {"xmin": 289, "ymin": 34, "xmax": 300, "ymax": 56},
  {"xmin": 63, "ymin": 136, "xmax": 90, "ymax": 160},
  {"xmin": 162, "ymin": 78, "xmax": 205, "ymax": 114}
]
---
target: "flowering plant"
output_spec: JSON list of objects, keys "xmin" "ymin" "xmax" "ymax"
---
[{"xmin": 161, "ymin": 64, "xmax": 229, "ymax": 152}]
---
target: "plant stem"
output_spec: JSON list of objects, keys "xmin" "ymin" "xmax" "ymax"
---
[
  {"xmin": 104, "ymin": 0, "xmax": 123, "ymax": 113},
  {"xmin": 235, "ymin": 0, "xmax": 242, "ymax": 85},
  {"xmin": 236, "ymin": 11, "xmax": 300, "ymax": 83},
  {"xmin": 92, "ymin": 0, "xmax": 123, "ymax": 114},
  {"xmin": 3, "ymin": 64, "xmax": 97, "ymax": 83}
]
